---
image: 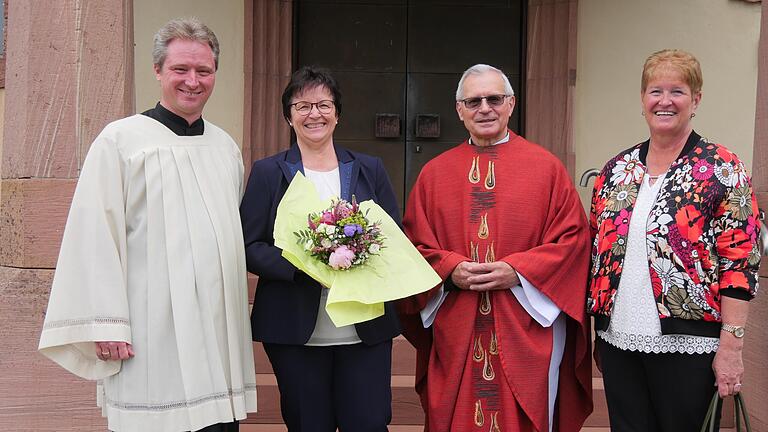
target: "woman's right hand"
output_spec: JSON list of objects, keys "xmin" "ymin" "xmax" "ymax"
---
[{"xmin": 712, "ymin": 336, "xmax": 744, "ymax": 397}]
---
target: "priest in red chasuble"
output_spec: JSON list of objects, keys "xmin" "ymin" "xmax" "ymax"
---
[{"xmin": 401, "ymin": 64, "xmax": 592, "ymax": 432}]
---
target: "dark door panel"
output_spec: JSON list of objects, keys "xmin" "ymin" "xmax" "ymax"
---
[
  {"xmin": 407, "ymin": 5, "xmax": 522, "ymax": 74},
  {"xmin": 405, "ymin": 72, "xmax": 465, "ymax": 142},
  {"xmin": 301, "ymin": 0, "xmax": 405, "ymax": 4},
  {"xmin": 404, "ymin": 139, "xmax": 460, "ymax": 202},
  {"xmin": 506, "ymin": 73, "xmax": 523, "ymax": 133},
  {"xmin": 335, "ymin": 138, "xmax": 406, "ymax": 209},
  {"xmin": 297, "ymin": 3, "xmax": 407, "ymax": 72},
  {"xmin": 333, "ymin": 72, "xmax": 405, "ymax": 141},
  {"xmin": 409, "ymin": 0, "xmax": 511, "ymax": 5}
]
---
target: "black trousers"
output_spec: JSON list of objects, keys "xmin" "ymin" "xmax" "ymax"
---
[
  {"xmin": 263, "ymin": 340, "xmax": 392, "ymax": 432},
  {"xmin": 597, "ymin": 338, "xmax": 722, "ymax": 432}
]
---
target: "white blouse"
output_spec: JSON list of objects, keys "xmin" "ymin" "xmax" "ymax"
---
[
  {"xmin": 303, "ymin": 167, "xmax": 362, "ymax": 346},
  {"xmin": 598, "ymin": 173, "xmax": 719, "ymax": 354}
]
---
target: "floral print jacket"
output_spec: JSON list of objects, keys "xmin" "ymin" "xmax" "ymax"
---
[{"xmin": 587, "ymin": 132, "xmax": 760, "ymax": 337}]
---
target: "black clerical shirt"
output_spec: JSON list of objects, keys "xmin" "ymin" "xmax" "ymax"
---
[{"xmin": 141, "ymin": 102, "xmax": 204, "ymax": 136}]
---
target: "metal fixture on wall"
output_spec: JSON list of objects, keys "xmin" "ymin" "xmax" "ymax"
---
[
  {"xmin": 579, "ymin": 168, "xmax": 600, "ymax": 187},
  {"xmin": 760, "ymin": 211, "xmax": 768, "ymax": 257}
]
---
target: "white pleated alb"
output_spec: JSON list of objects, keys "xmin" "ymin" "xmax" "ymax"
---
[{"xmin": 38, "ymin": 115, "xmax": 257, "ymax": 432}]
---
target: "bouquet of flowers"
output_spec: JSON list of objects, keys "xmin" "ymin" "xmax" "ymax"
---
[
  {"xmin": 274, "ymin": 172, "xmax": 440, "ymax": 326},
  {"xmin": 295, "ymin": 197, "xmax": 385, "ymax": 270}
]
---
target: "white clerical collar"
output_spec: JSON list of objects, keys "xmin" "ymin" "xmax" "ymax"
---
[{"xmin": 469, "ymin": 132, "xmax": 510, "ymax": 147}]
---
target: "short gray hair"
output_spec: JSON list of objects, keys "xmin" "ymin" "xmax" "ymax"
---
[
  {"xmin": 455, "ymin": 64, "xmax": 515, "ymax": 100},
  {"xmin": 152, "ymin": 18, "xmax": 220, "ymax": 70}
]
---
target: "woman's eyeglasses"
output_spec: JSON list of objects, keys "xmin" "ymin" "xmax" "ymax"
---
[
  {"xmin": 459, "ymin": 94, "xmax": 510, "ymax": 110},
  {"xmin": 291, "ymin": 100, "xmax": 335, "ymax": 115}
]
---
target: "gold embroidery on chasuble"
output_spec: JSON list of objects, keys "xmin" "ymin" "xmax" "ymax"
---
[
  {"xmin": 485, "ymin": 161, "xmax": 496, "ymax": 190},
  {"xmin": 475, "ymin": 400, "xmax": 485, "ymax": 426},
  {"xmin": 465, "ymin": 147, "xmax": 504, "ymax": 427},
  {"xmin": 478, "ymin": 213, "xmax": 490, "ymax": 239},
  {"xmin": 473, "ymin": 335, "xmax": 485, "ymax": 362},
  {"xmin": 482, "ymin": 349, "xmax": 495, "ymax": 381},
  {"xmin": 469, "ymin": 156, "xmax": 481, "ymax": 184},
  {"xmin": 479, "ymin": 291, "xmax": 492, "ymax": 315},
  {"xmin": 490, "ymin": 411, "xmax": 501, "ymax": 432},
  {"xmin": 485, "ymin": 241, "xmax": 495, "ymax": 263},
  {"xmin": 489, "ymin": 331, "xmax": 498, "ymax": 355}
]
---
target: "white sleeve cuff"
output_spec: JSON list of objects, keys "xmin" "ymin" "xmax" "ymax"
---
[
  {"xmin": 511, "ymin": 273, "xmax": 561, "ymax": 327},
  {"xmin": 420, "ymin": 284, "xmax": 449, "ymax": 328}
]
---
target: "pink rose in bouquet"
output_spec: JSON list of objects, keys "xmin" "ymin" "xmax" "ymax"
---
[{"xmin": 328, "ymin": 245, "xmax": 355, "ymax": 270}]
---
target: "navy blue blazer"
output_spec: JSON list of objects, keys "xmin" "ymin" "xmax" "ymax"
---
[{"xmin": 240, "ymin": 144, "xmax": 402, "ymax": 345}]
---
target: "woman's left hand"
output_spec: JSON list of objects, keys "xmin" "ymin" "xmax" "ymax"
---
[{"xmin": 712, "ymin": 337, "xmax": 744, "ymax": 397}]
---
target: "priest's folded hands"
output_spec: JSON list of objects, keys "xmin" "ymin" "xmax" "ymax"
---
[
  {"xmin": 95, "ymin": 341, "xmax": 134, "ymax": 361},
  {"xmin": 451, "ymin": 261, "xmax": 521, "ymax": 291}
]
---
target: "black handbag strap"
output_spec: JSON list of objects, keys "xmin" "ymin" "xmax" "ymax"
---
[
  {"xmin": 735, "ymin": 393, "xmax": 752, "ymax": 431},
  {"xmin": 700, "ymin": 392, "xmax": 752, "ymax": 432}
]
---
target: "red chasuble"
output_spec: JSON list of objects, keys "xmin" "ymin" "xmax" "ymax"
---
[{"xmin": 401, "ymin": 133, "xmax": 592, "ymax": 432}]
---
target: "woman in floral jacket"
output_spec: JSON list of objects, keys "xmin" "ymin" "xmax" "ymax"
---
[{"xmin": 588, "ymin": 49, "xmax": 760, "ymax": 431}]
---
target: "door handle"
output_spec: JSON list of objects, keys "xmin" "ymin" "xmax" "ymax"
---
[
  {"xmin": 375, "ymin": 113, "xmax": 400, "ymax": 138},
  {"xmin": 415, "ymin": 113, "xmax": 440, "ymax": 138}
]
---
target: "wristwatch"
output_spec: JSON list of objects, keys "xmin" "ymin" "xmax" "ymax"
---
[{"xmin": 721, "ymin": 323, "xmax": 745, "ymax": 338}]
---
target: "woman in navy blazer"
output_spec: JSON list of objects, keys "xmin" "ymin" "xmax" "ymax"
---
[{"xmin": 240, "ymin": 66, "xmax": 401, "ymax": 431}]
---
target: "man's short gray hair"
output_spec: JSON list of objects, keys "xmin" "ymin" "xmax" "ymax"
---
[
  {"xmin": 455, "ymin": 64, "xmax": 515, "ymax": 101},
  {"xmin": 152, "ymin": 18, "xmax": 220, "ymax": 70}
]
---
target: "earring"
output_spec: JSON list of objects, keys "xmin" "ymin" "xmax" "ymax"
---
[
  {"xmin": 690, "ymin": 112, "xmax": 696, "ymax": 118},
  {"xmin": 641, "ymin": 111, "xmax": 645, "ymax": 116},
  {"xmin": 288, "ymin": 121, "xmax": 293, "ymax": 127}
]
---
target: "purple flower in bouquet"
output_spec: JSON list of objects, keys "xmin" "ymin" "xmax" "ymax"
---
[
  {"xmin": 328, "ymin": 245, "xmax": 355, "ymax": 270},
  {"xmin": 343, "ymin": 224, "xmax": 363, "ymax": 237}
]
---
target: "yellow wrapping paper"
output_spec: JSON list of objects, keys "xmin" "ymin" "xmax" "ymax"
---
[{"xmin": 274, "ymin": 172, "xmax": 440, "ymax": 326}]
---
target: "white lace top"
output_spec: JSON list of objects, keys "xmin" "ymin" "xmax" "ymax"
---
[{"xmin": 597, "ymin": 173, "xmax": 719, "ymax": 354}]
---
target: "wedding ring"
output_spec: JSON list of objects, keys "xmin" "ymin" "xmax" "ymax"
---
[
  {"xmin": 734, "ymin": 383, "xmax": 742, "ymax": 391},
  {"xmin": 101, "ymin": 351, "xmax": 110, "ymax": 357}
]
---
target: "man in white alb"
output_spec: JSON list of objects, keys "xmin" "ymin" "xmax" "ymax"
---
[{"xmin": 38, "ymin": 18, "xmax": 256, "ymax": 432}]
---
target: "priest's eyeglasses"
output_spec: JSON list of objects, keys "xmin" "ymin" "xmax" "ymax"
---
[
  {"xmin": 459, "ymin": 94, "xmax": 510, "ymax": 110},
  {"xmin": 291, "ymin": 100, "xmax": 335, "ymax": 115}
]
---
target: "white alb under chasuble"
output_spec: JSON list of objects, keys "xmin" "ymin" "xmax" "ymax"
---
[{"xmin": 38, "ymin": 115, "xmax": 257, "ymax": 432}]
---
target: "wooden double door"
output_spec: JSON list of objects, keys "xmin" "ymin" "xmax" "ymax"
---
[{"xmin": 295, "ymin": 0, "xmax": 526, "ymax": 211}]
